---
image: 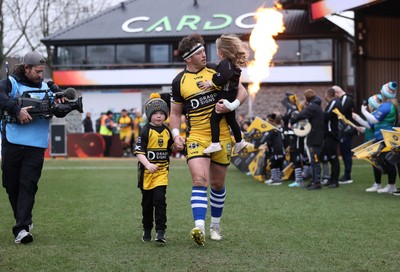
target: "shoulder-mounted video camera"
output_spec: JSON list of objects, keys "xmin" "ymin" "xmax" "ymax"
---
[{"xmin": 12, "ymin": 81, "xmax": 83, "ymax": 120}]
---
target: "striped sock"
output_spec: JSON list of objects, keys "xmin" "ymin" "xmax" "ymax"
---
[
  {"xmin": 295, "ymin": 167, "xmax": 303, "ymax": 182},
  {"xmin": 191, "ymin": 186, "xmax": 208, "ymax": 230},
  {"xmin": 271, "ymin": 168, "xmax": 280, "ymax": 181},
  {"xmin": 210, "ymin": 187, "xmax": 226, "ymax": 227}
]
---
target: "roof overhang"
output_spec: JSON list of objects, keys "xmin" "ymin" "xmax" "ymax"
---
[{"xmin": 309, "ymin": 0, "xmax": 384, "ymax": 20}]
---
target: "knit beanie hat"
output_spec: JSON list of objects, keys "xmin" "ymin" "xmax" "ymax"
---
[
  {"xmin": 304, "ymin": 89, "xmax": 316, "ymax": 103},
  {"xmin": 267, "ymin": 113, "xmax": 281, "ymax": 125},
  {"xmin": 381, "ymin": 81, "xmax": 397, "ymax": 99},
  {"xmin": 267, "ymin": 113, "xmax": 276, "ymax": 123},
  {"xmin": 367, "ymin": 94, "xmax": 382, "ymax": 110},
  {"xmin": 145, "ymin": 93, "xmax": 169, "ymax": 120}
]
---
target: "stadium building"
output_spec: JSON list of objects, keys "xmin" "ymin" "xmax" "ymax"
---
[
  {"xmin": 40, "ymin": 0, "xmax": 399, "ymax": 156},
  {"xmin": 41, "ymin": 0, "xmax": 353, "ymax": 125}
]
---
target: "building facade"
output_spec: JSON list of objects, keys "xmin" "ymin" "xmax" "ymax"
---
[{"xmin": 42, "ymin": 0, "xmax": 353, "ymax": 132}]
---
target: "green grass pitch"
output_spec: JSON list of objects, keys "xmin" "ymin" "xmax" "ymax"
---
[{"xmin": 0, "ymin": 158, "xmax": 399, "ymax": 271}]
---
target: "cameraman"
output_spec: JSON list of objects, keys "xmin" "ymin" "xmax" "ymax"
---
[{"xmin": 0, "ymin": 51, "xmax": 57, "ymax": 244}]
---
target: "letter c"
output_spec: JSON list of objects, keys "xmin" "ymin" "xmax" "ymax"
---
[{"xmin": 122, "ymin": 16, "xmax": 150, "ymax": 33}]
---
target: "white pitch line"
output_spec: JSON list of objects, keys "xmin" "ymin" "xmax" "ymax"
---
[{"xmin": 43, "ymin": 166, "xmax": 189, "ymax": 170}]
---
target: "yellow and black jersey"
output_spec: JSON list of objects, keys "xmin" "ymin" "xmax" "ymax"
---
[
  {"xmin": 171, "ymin": 64, "xmax": 230, "ymax": 140},
  {"xmin": 118, "ymin": 116, "xmax": 133, "ymax": 131},
  {"xmin": 134, "ymin": 123, "xmax": 173, "ymax": 190},
  {"xmin": 133, "ymin": 116, "xmax": 143, "ymax": 139}
]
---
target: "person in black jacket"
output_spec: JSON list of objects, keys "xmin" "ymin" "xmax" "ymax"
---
[
  {"xmin": 290, "ymin": 89, "xmax": 324, "ymax": 190},
  {"xmin": 333, "ymin": 86, "xmax": 356, "ymax": 184},
  {"xmin": 82, "ymin": 112, "xmax": 94, "ymax": 133},
  {"xmin": 264, "ymin": 113, "xmax": 285, "ymax": 186},
  {"xmin": 281, "ymin": 93, "xmax": 306, "ymax": 187},
  {"xmin": 321, "ymin": 88, "xmax": 341, "ymax": 188}
]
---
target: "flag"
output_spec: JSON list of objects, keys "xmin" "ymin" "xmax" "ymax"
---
[
  {"xmin": 381, "ymin": 129, "xmax": 400, "ymax": 148},
  {"xmin": 353, "ymin": 140, "xmax": 384, "ymax": 159},
  {"xmin": 232, "ymin": 116, "xmax": 277, "ymax": 181}
]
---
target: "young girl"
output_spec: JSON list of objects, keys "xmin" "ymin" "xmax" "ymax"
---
[
  {"xmin": 134, "ymin": 93, "xmax": 173, "ymax": 243},
  {"xmin": 198, "ymin": 34, "xmax": 249, "ymax": 154},
  {"xmin": 263, "ymin": 113, "xmax": 286, "ymax": 185},
  {"xmin": 352, "ymin": 94, "xmax": 382, "ymax": 192}
]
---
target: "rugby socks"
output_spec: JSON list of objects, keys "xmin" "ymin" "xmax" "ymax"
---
[
  {"xmin": 271, "ymin": 168, "xmax": 280, "ymax": 182},
  {"xmin": 302, "ymin": 164, "xmax": 312, "ymax": 179},
  {"xmin": 210, "ymin": 187, "xmax": 226, "ymax": 228},
  {"xmin": 191, "ymin": 186, "xmax": 208, "ymax": 231},
  {"xmin": 294, "ymin": 167, "xmax": 303, "ymax": 183}
]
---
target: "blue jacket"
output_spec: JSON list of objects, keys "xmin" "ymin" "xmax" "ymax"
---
[{"xmin": 0, "ymin": 73, "xmax": 52, "ymax": 148}]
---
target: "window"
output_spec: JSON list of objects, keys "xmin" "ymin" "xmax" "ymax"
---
[
  {"xmin": 57, "ymin": 46, "xmax": 85, "ymax": 65},
  {"xmin": 116, "ymin": 44, "xmax": 145, "ymax": 64},
  {"xmin": 273, "ymin": 40, "xmax": 299, "ymax": 62},
  {"xmin": 149, "ymin": 44, "xmax": 169, "ymax": 63},
  {"xmin": 272, "ymin": 39, "xmax": 332, "ymax": 63},
  {"xmin": 87, "ymin": 45, "xmax": 114, "ymax": 64},
  {"xmin": 300, "ymin": 39, "xmax": 332, "ymax": 61},
  {"xmin": 207, "ymin": 43, "xmax": 218, "ymax": 63}
]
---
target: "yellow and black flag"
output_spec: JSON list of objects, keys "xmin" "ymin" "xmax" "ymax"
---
[{"xmin": 232, "ymin": 117, "xmax": 277, "ymax": 181}]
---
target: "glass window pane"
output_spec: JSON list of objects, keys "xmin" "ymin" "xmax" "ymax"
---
[
  {"xmin": 150, "ymin": 44, "xmax": 169, "ymax": 63},
  {"xmin": 57, "ymin": 46, "xmax": 85, "ymax": 65},
  {"xmin": 300, "ymin": 39, "xmax": 332, "ymax": 61},
  {"xmin": 273, "ymin": 40, "xmax": 299, "ymax": 62},
  {"xmin": 207, "ymin": 43, "xmax": 218, "ymax": 63},
  {"xmin": 87, "ymin": 45, "xmax": 114, "ymax": 64},
  {"xmin": 116, "ymin": 44, "xmax": 145, "ymax": 64}
]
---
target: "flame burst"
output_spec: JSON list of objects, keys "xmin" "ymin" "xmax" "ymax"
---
[{"xmin": 247, "ymin": 5, "xmax": 285, "ymax": 97}]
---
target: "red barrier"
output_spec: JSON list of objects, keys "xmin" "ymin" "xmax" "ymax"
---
[{"xmin": 47, "ymin": 133, "xmax": 123, "ymax": 158}]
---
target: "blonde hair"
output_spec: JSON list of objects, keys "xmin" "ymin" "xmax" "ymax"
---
[{"xmin": 216, "ymin": 34, "xmax": 248, "ymax": 67}]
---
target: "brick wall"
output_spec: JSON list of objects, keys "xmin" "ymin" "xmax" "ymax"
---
[{"xmin": 236, "ymin": 84, "xmax": 332, "ymax": 121}]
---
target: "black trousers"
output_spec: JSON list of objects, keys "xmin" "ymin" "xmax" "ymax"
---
[
  {"xmin": 339, "ymin": 134, "xmax": 353, "ymax": 179},
  {"xmin": 140, "ymin": 186, "xmax": 167, "ymax": 231},
  {"xmin": 210, "ymin": 109, "xmax": 242, "ymax": 143},
  {"xmin": 102, "ymin": 135, "xmax": 112, "ymax": 157},
  {"xmin": 1, "ymin": 140, "xmax": 45, "ymax": 237},
  {"xmin": 322, "ymin": 134, "xmax": 340, "ymax": 183},
  {"xmin": 308, "ymin": 145, "xmax": 322, "ymax": 184}
]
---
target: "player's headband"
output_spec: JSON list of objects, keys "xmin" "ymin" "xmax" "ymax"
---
[{"xmin": 182, "ymin": 43, "xmax": 204, "ymax": 60}]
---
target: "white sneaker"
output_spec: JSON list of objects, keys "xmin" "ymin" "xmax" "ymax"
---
[
  {"xmin": 29, "ymin": 223, "xmax": 33, "ymax": 232},
  {"xmin": 15, "ymin": 230, "xmax": 33, "ymax": 244},
  {"xmin": 339, "ymin": 179, "xmax": 353, "ymax": 185},
  {"xmin": 321, "ymin": 179, "xmax": 330, "ymax": 186},
  {"xmin": 203, "ymin": 143, "xmax": 222, "ymax": 154},
  {"xmin": 210, "ymin": 226, "xmax": 222, "ymax": 241},
  {"xmin": 264, "ymin": 179, "xmax": 273, "ymax": 185},
  {"xmin": 268, "ymin": 180, "xmax": 282, "ymax": 186},
  {"xmin": 233, "ymin": 139, "xmax": 248, "ymax": 154},
  {"xmin": 377, "ymin": 184, "xmax": 397, "ymax": 194},
  {"xmin": 366, "ymin": 183, "xmax": 381, "ymax": 192}
]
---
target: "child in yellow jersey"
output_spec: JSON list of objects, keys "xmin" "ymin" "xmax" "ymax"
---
[{"xmin": 134, "ymin": 93, "xmax": 173, "ymax": 244}]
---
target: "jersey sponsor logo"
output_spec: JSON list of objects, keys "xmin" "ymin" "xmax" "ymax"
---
[
  {"xmin": 147, "ymin": 150, "xmax": 169, "ymax": 160},
  {"xmin": 187, "ymin": 92, "xmax": 217, "ymax": 111}
]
